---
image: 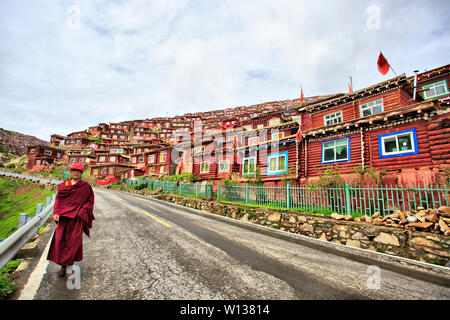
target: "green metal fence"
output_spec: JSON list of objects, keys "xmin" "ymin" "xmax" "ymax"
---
[
  {"xmin": 127, "ymin": 178, "xmax": 213, "ymax": 200},
  {"xmin": 126, "ymin": 178, "xmax": 449, "ymax": 217},
  {"xmin": 217, "ymin": 182, "xmax": 450, "ymax": 217}
]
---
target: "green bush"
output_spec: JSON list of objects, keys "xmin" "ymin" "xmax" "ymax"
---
[
  {"xmin": 0, "ymin": 259, "xmax": 20, "ymax": 300},
  {"xmin": 0, "ymin": 276, "xmax": 14, "ymax": 300}
]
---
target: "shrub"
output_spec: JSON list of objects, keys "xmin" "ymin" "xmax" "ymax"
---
[{"xmin": 0, "ymin": 276, "xmax": 14, "ymax": 300}]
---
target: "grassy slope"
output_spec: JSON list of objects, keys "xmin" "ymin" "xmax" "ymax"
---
[{"xmin": 0, "ymin": 177, "xmax": 55, "ymax": 239}]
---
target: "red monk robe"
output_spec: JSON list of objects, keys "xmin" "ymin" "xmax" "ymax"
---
[{"xmin": 47, "ymin": 179, "xmax": 95, "ymax": 266}]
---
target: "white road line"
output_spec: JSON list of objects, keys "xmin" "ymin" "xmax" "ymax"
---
[{"xmin": 18, "ymin": 232, "xmax": 53, "ymax": 300}]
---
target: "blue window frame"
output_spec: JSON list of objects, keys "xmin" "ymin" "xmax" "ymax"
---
[
  {"xmin": 378, "ymin": 128, "xmax": 419, "ymax": 159},
  {"xmin": 321, "ymin": 137, "xmax": 351, "ymax": 165},
  {"xmin": 267, "ymin": 151, "xmax": 288, "ymax": 175}
]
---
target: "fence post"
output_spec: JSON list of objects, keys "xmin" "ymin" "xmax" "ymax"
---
[
  {"xmin": 46, "ymin": 197, "xmax": 52, "ymax": 207},
  {"xmin": 245, "ymin": 182, "xmax": 249, "ymax": 204},
  {"xmin": 196, "ymin": 182, "xmax": 199, "ymax": 197},
  {"xmin": 345, "ymin": 182, "xmax": 351, "ymax": 215},
  {"xmin": 179, "ymin": 181, "xmax": 182, "ymax": 195},
  {"xmin": 217, "ymin": 183, "xmax": 220, "ymax": 201},
  {"xmin": 18, "ymin": 213, "xmax": 29, "ymax": 229},
  {"xmin": 36, "ymin": 203, "xmax": 43, "ymax": 215},
  {"xmin": 286, "ymin": 182, "xmax": 291, "ymax": 210}
]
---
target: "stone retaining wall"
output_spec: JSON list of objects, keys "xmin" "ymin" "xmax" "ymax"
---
[{"xmin": 110, "ymin": 186, "xmax": 450, "ymax": 266}]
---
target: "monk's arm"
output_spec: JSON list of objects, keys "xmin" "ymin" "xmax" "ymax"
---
[{"xmin": 78, "ymin": 187, "xmax": 95, "ymax": 226}]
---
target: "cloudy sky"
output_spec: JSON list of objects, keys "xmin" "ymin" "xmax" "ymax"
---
[{"xmin": 0, "ymin": 0, "xmax": 449, "ymax": 140}]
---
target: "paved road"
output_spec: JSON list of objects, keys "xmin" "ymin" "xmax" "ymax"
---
[{"xmin": 18, "ymin": 187, "xmax": 450, "ymax": 300}]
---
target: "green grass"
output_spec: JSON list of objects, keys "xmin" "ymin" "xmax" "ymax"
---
[
  {"xmin": 0, "ymin": 177, "xmax": 55, "ymax": 239},
  {"xmin": 376, "ymin": 246, "xmax": 386, "ymax": 253},
  {"xmin": 217, "ymin": 199, "xmax": 349, "ymax": 217},
  {"xmin": 0, "ymin": 259, "xmax": 21, "ymax": 277},
  {"xmin": 0, "ymin": 259, "xmax": 20, "ymax": 300},
  {"xmin": 428, "ymin": 259, "xmax": 446, "ymax": 266}
]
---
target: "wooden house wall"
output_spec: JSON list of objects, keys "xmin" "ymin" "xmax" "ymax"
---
[
  {"xmin": 192, "ymin": 155, "xmax": 217, "ymax": 179},
  {"xmin": 366, "ymin": 120, "xmax": 432, "ymax": 171},
  {"xmin": 310, "ymin": 104, "xmax": 354, "ymax": 129},
  {"xmin": 417, "ymin": 73, "xmax": 450, "ymax": 100},
  {"xmin": 427, "ymin": 113, "xmax": 450, "ymax": 166},
  {"xmin": 216, "ymin": 151, "xmax": 234, "ymax": 179},
  {"xmin": 305, "ymin": 132, "xmax": 362, "ymax": 177},
  {"xmin": 357, "ymin": 90, "xmax": 401, "ymax": 114},
  {"xmin": 308, "ymin": 89, "xmax": 412, "ymax": 131},
  {"xmin": 239, "ymin": 144, "xmax": 297, "ymax": 178}
]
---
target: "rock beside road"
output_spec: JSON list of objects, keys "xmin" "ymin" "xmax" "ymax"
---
[{"xmin": 330, "ymin": 206, "xmax": 450, "ymax": 236}]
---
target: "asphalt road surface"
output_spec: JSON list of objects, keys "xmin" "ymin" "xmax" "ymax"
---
[{"xmin": 18, "ymin": 187, "xmax": 450, "ymax": 300}]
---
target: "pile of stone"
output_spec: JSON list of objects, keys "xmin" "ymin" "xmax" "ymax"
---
[{"xmin": 331, "ymin": 206, "xmax": 450, "ymax": 235}]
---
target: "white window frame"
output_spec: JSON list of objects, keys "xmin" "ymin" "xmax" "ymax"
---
[
  {"xmin": 422, "ymin": 80, "xmax": 449, "ymax": 99},
  {"xmin": 248, "ymin": 136, "xmax": 258, "ymax": 145},
  {"xmin": 359, "ymin": 98, "xmax": 384, "ymax": 117},
  {"xmin": 218, "ymin": 160, "xmax": 230, "ymax": 172},
  {"xmin": 200, "ymin": 161, "xmax": 210, "ymax": 173},
  {"xmin": 109, "ymin": 156, "xmax": 116, "ymax": 162},
  {"xmin": 98, "ymin": 156, "xmax": 106, "ymax": 162},
  {"xmin": 322, "ymin": 138, "xmax": 350, "ymax": 164},
  {"xmin": 148, "ymin": 155, "xmax": 155, "ymax": 163},
  {"xmin": 267, "ymin": 152, "xmax": 288, "ymax": 175},
  {"xmin": 242, "ymin": 156, "xmax": 257, "ymax": 175},
  {"xmin": 324, "ymin": 110, "xmax": 343, "ymax": 126},
  {"xmin": 380, "ymin": 131, "xmax": 416, "ymax": 157},
  {"xmin": 193, "ymin": 146, "xmax": 205, "ymax": 154}
]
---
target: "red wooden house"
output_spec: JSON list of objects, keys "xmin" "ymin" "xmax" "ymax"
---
[
  {"xmin": 236, "ymin": 114, "xmax": 300, "ymax": 185},
  {"xmin": 50, "ymin": 134, "xmax": 65, "ymax": 147},
  {"xmin": 89, "ymin": 152, "xmax": 132, "ymax": 178},
  {"xmin": 407, "ymin": 64, "xmax": 450, "ymax": 101},
  {"xmin": 26, "ymin": 145, "xmax": 64, "ymax": 169},
  {"xmin": 120, "ymin": 168, "xmax": 145, "ymax": 180},
  {"xmin": 67, "ymin": 150, "xmax": 96, "ymax": 165},
  {"xmin": 298, "ymin": 73, "xmax": 450, "ymax": 186},
  {"xmin": 143, "ymin": 146, "xmax": 174, "ymax": 176}
]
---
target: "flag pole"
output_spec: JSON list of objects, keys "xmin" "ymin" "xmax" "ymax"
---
[{"xmin": 389, "ymin": 65, "xmax": 398, "ymax": 78}]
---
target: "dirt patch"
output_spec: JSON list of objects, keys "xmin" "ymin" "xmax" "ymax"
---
[
  {"xmin": 14, "ymin": 184, "xmax": 35, "ymax": 196},
  {"xmin": 0, "ymin": 209, "xmax": 11, "ymax": 220}
]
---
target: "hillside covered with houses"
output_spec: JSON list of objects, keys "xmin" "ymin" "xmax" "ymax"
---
[{"xmin": 26, "ymin": 64, "xmax": 450, "ymax": 189}]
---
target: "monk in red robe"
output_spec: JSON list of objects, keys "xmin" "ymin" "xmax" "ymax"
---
[{"xmin": 47, "ymin": 163, "xmax": 95, "ymax": 279}]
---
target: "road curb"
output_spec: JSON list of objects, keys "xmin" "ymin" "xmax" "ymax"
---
[{"xmin": 109, "ymin": 188, "xmax": 450, "ymax": 288}]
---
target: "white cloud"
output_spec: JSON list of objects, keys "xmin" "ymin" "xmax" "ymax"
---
[{"xmin": 0, "ymin": 0, "xmax": 448, "ymax": 140}]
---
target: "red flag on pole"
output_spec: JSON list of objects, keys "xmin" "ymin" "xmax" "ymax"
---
[
  {"xmin": 377, "ymin": 52, "xmax": 390, "ymax": 76},
  {"xmin": 348, "ymin": 81, "xmax": 354, "ymax": 93},
  {"xmin": 295, "ymin": 126, "xmax": 302, "ymax": 143},
  {"xmin": 295, "ymin": 117, "xmax": 302, "ymax": 143},
  {"xmin": 233, "ymin": 136, "xmax": 238, "ymax": 163},
  {"xmin": 299, "ymin": 86, "xmax": 304, "ymax": 105}
]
